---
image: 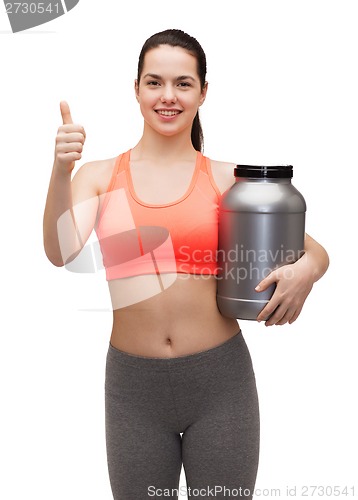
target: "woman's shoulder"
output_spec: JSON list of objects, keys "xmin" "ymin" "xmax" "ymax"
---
[
  {"xmin": 207, "ymin": 156, "xmax": 236, "ymax": 195},
  {"xmin": 73, "ymin": 154, "xmax": 120, "ymax": 196}
]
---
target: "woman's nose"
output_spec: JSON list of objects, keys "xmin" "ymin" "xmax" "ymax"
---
[{"xmin": 160, "ymin": 85, "xmax": 177, "ymax": 103}]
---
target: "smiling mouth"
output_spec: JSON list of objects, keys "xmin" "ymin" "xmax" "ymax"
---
[{"xmin": 155, "ymin": 110, "xmax": 182, "ymax": 116}]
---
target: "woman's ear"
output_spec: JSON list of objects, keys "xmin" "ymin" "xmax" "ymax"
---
[
  {"xmin": 134, "ymin": 79, "xmax": 140, "ymax": 101},
  {"xmin": 199, "ymin": 81, "xmax": 208, "ymax": 106}
]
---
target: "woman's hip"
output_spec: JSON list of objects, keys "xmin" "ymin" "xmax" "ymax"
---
[{"xmin": 105, "ymin": 329, "xmax": 258, "ymax": 433}]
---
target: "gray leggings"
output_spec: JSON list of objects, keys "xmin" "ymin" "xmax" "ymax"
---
[{"xmin": 105, "ymin": 330, "xmax": 260, "ymax": 499}]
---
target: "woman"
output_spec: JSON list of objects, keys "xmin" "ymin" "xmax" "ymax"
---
[{"xmin": 43, "ymin": 29, "xmax": 329, "ymax": 500}]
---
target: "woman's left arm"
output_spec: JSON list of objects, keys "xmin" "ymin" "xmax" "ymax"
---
[{"xmin": 255, "ymin": 233, "xmax": 330, "ymax": 326}]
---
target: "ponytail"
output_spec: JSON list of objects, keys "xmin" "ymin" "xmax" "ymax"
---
[{"xmin": 191, "ymin": 111, "xmax": 204, "ymax": 152}]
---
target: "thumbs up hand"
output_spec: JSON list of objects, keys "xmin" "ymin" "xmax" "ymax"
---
[{"xmin": 54, "ymin": 101, "xmax": 87, "ymax": 173}]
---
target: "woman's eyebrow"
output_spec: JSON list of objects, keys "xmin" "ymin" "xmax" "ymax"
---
[
  {"xmin": 176, "ymin": 75, "xmax": 195, "ymax": 81},
  {"xmin": 143, "ymin": 73, "xmax": 195, "ymax": 81},
  {"xmin": 143, "ymin": 73, "xmax": 162, "ymax": 80}
]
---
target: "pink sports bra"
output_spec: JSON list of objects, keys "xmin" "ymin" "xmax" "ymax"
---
[{"xmin": 95, "ymin": 149, "xmax": 223, "ymax": 281}]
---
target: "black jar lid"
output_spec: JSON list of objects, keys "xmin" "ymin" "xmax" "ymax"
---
[{"xmin": 234, "ymin": 165, "xmax": 293, "ymax": 178}]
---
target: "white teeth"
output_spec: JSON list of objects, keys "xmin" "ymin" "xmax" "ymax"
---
[{"xmin": 157, "ymin": 110, "xmax": 180, "ymax": 116}]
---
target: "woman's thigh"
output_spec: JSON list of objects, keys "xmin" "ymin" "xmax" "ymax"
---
[
  {"xmin": 105, "ymin": 345, "xmax": 183, "ymax": 499},
  {"xmin": 105, "ymin": 410, "xmax": 182, "ymax": 499},
  {"xmin": 180, "ymin": 334, "xmax": 260, "ymax": 499},
  {"xmin": 181, "ymin": 375, "xmax": 260, "ymax": 499}
]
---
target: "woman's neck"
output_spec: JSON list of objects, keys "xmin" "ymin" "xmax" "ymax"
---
[{"xmin": 132, "ymin": 125, "xmax": 198, "ymax": 162}]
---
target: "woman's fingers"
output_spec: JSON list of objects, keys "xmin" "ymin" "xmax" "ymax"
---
[{"xmin": 60, "ymin": 100, "xmax": 73, "ymax": 125}]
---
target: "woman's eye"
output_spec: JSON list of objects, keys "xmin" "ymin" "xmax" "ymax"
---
[
  {"xmin": 147, "ymin": 81, "xmax": 160, "ymax": 86},
  {"xmin": 178, "ymin": 82, "xmax": 191, "ymax": 87}
]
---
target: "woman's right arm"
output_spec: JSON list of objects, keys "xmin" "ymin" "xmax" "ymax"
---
[{"xmin": 43, "ymin": 101, "xmax": 98, "ymax": 267}]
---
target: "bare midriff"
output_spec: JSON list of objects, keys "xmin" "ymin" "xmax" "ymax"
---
[{"xmin": 109, "ymin": 273, "xmax": 240, "ymax": 358}]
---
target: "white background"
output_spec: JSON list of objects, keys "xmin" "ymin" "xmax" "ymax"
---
[{"xmin": 1, "ymin": 0, "xmax": 357, "ymax": 498}]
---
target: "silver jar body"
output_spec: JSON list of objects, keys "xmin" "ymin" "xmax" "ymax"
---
[{"xmin": 216, "ymin": 175, "xmax": 306, "ymax": 320}]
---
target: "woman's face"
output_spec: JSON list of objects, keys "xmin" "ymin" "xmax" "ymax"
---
[{"xmin": 135, "ymin": 45, "xmax": 207, "ymax": 139}]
